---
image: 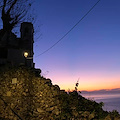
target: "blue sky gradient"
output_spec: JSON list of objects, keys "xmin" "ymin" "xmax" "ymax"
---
[{"xmin": 32, "ymin": 0, "xmax": 120, "ymax": 91}]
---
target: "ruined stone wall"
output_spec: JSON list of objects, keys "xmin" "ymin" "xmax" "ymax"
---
[{"xmin": 0, "ymin": 67, "xmax": 62, "ymax": 120}]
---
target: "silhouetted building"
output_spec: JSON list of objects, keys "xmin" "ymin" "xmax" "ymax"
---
[{"xmin": 0, "ymin": 22, "xmax": 34, "ymax": 68}]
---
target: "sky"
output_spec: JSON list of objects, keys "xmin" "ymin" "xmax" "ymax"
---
[
  {"xmin": 32, "ymin": 0, "xmax": 120, "ymax": 91},
  {"xmin": 0, "ymin": 0, "xmax": 119, "ymax": 91}
]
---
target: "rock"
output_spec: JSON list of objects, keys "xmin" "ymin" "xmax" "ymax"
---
[
  {"xmin": 54, "ymin": 109, "xmax": 60, "ymax": 115},
  {"xmin": 12, "ymin": 86, "xmax": 15, "ymax": 89},
  {"xmin": 23, "ymin": 92, "xmax": 26, "ymax": 96},
  {"xmin": 25, "ymin": 89, "xmax": 28, "ymax": 92},
  {"xmin": 37, "ymin": 108, "xmax": 44, "ymax": 113},
  {"xmin": 7, "ymin": 91, "xmax": 11, "ymax": 96},
  {"xmin": 12, "ymin": 78, "xmax": 17, "ymax": 84}
]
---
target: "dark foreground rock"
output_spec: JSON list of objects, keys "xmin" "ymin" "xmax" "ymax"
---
[{"xmin": 0, "ymin": 67, "xmax": 120, "ymax": 120}]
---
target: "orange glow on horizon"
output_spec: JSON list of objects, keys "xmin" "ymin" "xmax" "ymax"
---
[
  {"xmin": 53, "ymin": 81, "xmax": 120, "ymax": 92},
  {"xmin": 46, "ymin": 69, "xmax": 120, "ymax": 92},
  {"xmin": 52, "ymin": 77, "xmax": 120, "ymax": 92}
]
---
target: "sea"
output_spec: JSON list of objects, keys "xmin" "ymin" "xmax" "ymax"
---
[{"xmin": 81, "ymin": 93, "xmax": 120, "ymax": 113}]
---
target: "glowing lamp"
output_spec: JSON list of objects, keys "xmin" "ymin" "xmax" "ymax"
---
[{"xmin": 24, "ymin": 52, "xmax": 28, "ymax": 58}]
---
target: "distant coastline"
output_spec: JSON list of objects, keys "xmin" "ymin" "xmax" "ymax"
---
[
  {"xmin": 81, "ymin": 89, "xmax": 120, "ymax": 113},
  {"xmin": 81, "ymin": 88, "xmax": 120, "ymax": 94}
]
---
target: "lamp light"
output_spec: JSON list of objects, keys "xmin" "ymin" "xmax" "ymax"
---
[{"xmin": 24, "ymin": 52, "xmax": 28, "ymax": 58}]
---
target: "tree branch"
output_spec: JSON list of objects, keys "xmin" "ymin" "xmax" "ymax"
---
[{"xmin": 7, "ymin": 0, "xmax": 17, "ymax": 14}]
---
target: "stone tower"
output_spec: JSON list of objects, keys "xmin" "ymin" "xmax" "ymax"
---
[
  {"xmin": 0, "ymin": 22, "xmax": 34, "ymax": 68},
  {"xmin": 20, "ymin": 22, "xmax": 34, "ymax": 68}
]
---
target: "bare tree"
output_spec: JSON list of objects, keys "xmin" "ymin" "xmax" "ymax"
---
[{"xmin": 0, "ymin": 0, "xmax": 32, "ymax": 32}]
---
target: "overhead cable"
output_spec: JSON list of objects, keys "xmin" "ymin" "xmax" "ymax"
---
[{"xmin": 36, "ymin": 0, "xmax": 101, "ymax": 57}]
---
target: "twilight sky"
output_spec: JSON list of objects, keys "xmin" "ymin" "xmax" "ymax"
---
[{"xmin": 33, "ymin": 0, "xmax": 120, "ymax": 91}]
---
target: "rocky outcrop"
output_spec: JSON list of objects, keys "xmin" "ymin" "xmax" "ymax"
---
[
  {"xmin": 0, "ymin": 67, "xmax": 62, "ymax": 120},
  {"xmin": 0, "ymin": 67, "xmax": 120, "ymax": 120}
]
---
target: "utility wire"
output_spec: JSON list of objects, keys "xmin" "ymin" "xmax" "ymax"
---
[{"xmin": 35, "ymin": 0, "xmax": 101, "ymax": 57}]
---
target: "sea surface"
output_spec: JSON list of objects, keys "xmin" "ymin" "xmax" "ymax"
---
[{"xmin": 81, "ymin": 93, "xmax": 120, "ymax": 113}]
